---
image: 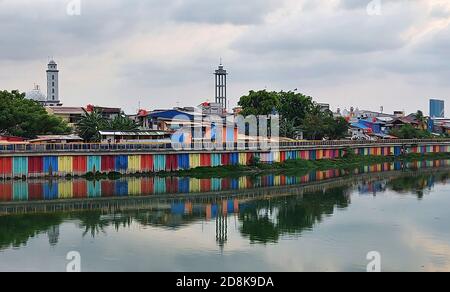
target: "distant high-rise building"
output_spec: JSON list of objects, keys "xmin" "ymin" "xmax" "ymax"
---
[
  {"xmin": 214, "ymin": 63, "xmax": 228, "ymax": 111},
  {"xmin": 430, "ymin": 99, "xmax": 445, "ymax": 118}
]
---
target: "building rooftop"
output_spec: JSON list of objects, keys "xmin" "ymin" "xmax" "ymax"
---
[
  {"xmin": 46, "ymin": 107, "xmax": 85, "ymax": 114},
  {"xmin": 28, "ymin": 135, "xmax": 83, "ymax": 143}
]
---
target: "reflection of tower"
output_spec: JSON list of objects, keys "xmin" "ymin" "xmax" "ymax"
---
[
  {"xmin": 214, "ymin": 62, "xmax": 228, "ymax": 110},
  {"xmin": 215, "ymin": 212, "xmax": 228, "ymax": 252},
  {"xmin": 47, "ymin": 225, "xmax": 60, "ymax": 246}
]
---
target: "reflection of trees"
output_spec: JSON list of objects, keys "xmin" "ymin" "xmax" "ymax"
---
[
  {"xmin": 239, "ymin": 187, "xmax": 350, "ymax": 244},
  {"xmin": 2, "ymin": 171, "xmax": 450, "ymax": 249},
  {"xmin": 132, "ymin": 210, "xmax": 200, "ymax": 230},
  {"xmin": 387, "ymin": 173, "xmax": 449, "ymax": 199},
  {"xmin": 77, "ymin": 212, "xmax": 109, "ymax": 237},
  {"xmin": 0, "ymin": 214, "xmax": 63, "ymax": 249},
  {"xmin": 76, "ymin": 211, "xmax": 132, "ymax": 237}
]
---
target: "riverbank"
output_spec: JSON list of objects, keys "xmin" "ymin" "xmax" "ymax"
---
[
  {"xmin": 79, "ymin": 152, "xmax": 450, "ymax": 180},
  {"xmin": 2, "ymin": 152, "xmax": 449, "ymax": 181}
]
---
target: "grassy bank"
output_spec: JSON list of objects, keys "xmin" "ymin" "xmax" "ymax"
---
[{"xmin": 166, "ymin": 152, "xmax": 450, "ymax": 178}]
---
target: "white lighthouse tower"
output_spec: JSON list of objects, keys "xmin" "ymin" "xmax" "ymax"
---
[{"xmin": 46, "ymin": 59, "xmax": 62, "ymax": 106}]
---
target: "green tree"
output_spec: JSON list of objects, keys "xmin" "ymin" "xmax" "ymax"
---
[
  {"xmin": 414, "ymin": 110, "xmax": 427, "ymax": 131},
  {"xmin": 238, "ymin": 90, "xmax": 280, "ymax": 116},
  {"xmin": 327, "ymin": 116, "xmax": 349, "ymax": 140},
  {"xmin": 75, "ymin": 109, "xmax": 107, "ymax": 142},
  {"xmin": 76, "ymin": 110, "xmax": 139, "ymax": 142},
  {"xmin": 106, "ymin": 114, "xmax": 139, "ymax": 131},
  {"xmin": 302, "ymin": 109, "xmax": 327, "ymax": 140},
  {"xmin": 238, "ymin": 89, "xmax": 349, "ymax": 140},
  {"xmin": 0, "ymin": 90, "xmax": 71, "ymax": 139},
  {"xmin": 390, "ymin": 124, "xmax": 432, "ymax": 139},
  {"xmin": 278, "ymin": 91, "xmax": 314, "ymax": 126},
  {"xmin": 280, "ymin": 117, "xmax": 302, "ymax": 139}
]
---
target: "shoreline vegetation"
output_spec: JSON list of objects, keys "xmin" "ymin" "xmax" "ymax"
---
[{"xmin": 2, "ymin": 152, "xmax": 450, "ymax": 182}]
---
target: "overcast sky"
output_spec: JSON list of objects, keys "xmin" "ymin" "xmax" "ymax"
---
[{"xmin": 0, "ymin": 0, "xmax": 449, "ymax": 115}]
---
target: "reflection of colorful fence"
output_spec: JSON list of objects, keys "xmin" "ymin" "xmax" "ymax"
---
[
  {"xmin": 1, "ymin": 145, "xmax": 450, "ymax": 178},
  {"xmin": 1, "ymin": 160, "xmax": 449, "ymax": 202},
  {"xmin": 171, "ymin": 199, "xmax": 240, "ymax": 219}
]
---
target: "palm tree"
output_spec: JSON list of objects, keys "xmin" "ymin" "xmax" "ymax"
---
[
  {"xmin": 106, "ymin": 114, "xmax": 139, "ymax": 131},
  {"xmin": 76, "ymin": 109, "xmax": 107, "ymax": 142},
  {"xmin": 280, "ymin": 117, "xmax": 302, "ymax": 139},
  {"xmin": 415, "ymin": 110, "xmax": 427, "ymax": 130}
]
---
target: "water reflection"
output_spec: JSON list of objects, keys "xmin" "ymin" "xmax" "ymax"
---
[
  {"xmin": 1, "ymin": 159, "xmax": 449, "ymax": 203},
  {"xmin": 1, "ymin": 163, "xmax": 449, "ymax": 252}
]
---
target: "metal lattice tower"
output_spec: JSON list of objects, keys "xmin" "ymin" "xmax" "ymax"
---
[{"xmin": 214, "ymin": 62, "xmax": 228, "ymax": 110}]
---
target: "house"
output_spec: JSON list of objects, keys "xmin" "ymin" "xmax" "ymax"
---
[
  {"xmin": 199, "ymin": 101, "xmax": 225, "ymax": 116},
  {"xmin": 430, "ymin": 118, "xmax": 450, "ymax": 134},
  {"xmin": 349, "ymin": 121, "xmax": 373, "ymax": 140},
  {"xmin": 349, "ymin": 118, "xmax": 395, "ymax": 140},
  {"xmin": 147, "ymin": 109, "xmax": 238, "ymax": 144},
  {"xmin": 46, "ymin": 106, "xmax": 85, "ymax": 127},
  {"xmin": 128, "ymin": 109, "xmax": 150, "ymax": 129},
  {"xmin": 387, "ymin": 115, "xmax": 420, "ymax": 130},
  {"xmin": 85, "ymin": 104, "xmax": 122, "ymax": 120}
]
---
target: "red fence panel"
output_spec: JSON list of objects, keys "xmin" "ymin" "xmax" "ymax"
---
[
  {"xmin": 141, "ymin": 178, "xmax": 154, "ymax": 195},
  {"xmin": 165, "ymin": 177, "xmax": 178, "ymax": 193},
  {"xmin": 73, "ymin": 180, "xmax": 87, "ymax": 198},
  {"xmin": 101, "ymin": 156, "xmax": 115, "ymax": 172},
  {"xmin": 101, "ymin": 181, "xmax": 115, "ymax": 197},
  {"xmin": 200, "ymin": 179, "xmax": 212, "ymax": 192},
  {"xmin": 73, "ymin": 156, "xmax": 87, "ymax": 174},
  {"xmin": 141, "ymin": 155, "xmax": 154, "ymax": 172},
  {"xmin": 0, "ymin": 157, "xmax": 12, "ymax": 176},
  {"xmin": 0, "ymin": 183, "xmax": 12, "ymax": 202},
  {"xmin": 28, "ymin": 156, "xmax": 43, "ymax": 174},
  {"xmin": 200, "ymin": 153, "xmax": 211, "ymax": 167},
  {"xmin": 165, "ymin": 154, "xmax": 178, "ymax": 172},
  {"xmin": 28, "ymin": 183, "xmax": 43, "ymax": 201},
  {"xmin": 221, "ymin": 153, "xmax": 230, "ymax": 166}
]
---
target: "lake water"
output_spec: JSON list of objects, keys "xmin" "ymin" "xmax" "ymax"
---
[{"xmin": 1, "ymin": 160, "xmax": 450, "ymax": 272}]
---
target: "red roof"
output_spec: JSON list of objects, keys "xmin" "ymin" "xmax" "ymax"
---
[{"xmin": 0, "ymin": 135, "xmax": 26, "ymax": 142}]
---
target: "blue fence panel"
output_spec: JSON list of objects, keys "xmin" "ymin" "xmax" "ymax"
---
[
  {"xmin": 115, "ymin": 180, "xmax": 128, "ymax": 196},
  {"xmin": 13, "ymin": 157, "xmax": 28, "ymax": 177},
  {"xmin": 178, "ymin": 178, "xmax": 190, "ymax": 193},
  {"xmin": 43, "ymin": 156, "xmax": 58, "ymax": 174},
  {"xmin": 87, "ymin": 181, "xmax": 101, "ymax": 198},
  {"xmin": 87, "ymin": 156, "xmax": 101, "ymax": 173},
  {"xmin": 115, "ymin": 155, "xmax": 128, "ymax": 172},
  {"xmin": 43, "ymin": 182, "xmax": 58, "ymax": 200}
]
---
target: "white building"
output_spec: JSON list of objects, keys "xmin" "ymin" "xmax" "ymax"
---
[{"xmin": 26, "ymin": 60, "xmax": 62, "ymax": 106}]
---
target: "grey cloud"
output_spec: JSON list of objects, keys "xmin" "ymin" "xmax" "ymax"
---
[
  {"xmin": 233, "ymin": 12, "xmax": 413, "ymax": 56},
  {"xmin": 0, "ymin": 0, "xmax": 172, "ymax": 61},
  {"xmin": 0, "ymin": 0, "xmax": 449, "ymax": 115},
  {"xmin": 339, "ymin": 0, "xmax": 369, "ymax": 10},
  {"xmin": 171, "ymin": 0, "xmax": 278, "ymax": 25}
]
